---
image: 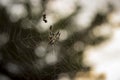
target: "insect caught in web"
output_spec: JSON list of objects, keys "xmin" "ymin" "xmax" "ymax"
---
[
  {"xmin": 48, "ymin": 25, "xmax": 60, "ymax": 47},
  {"xmin": 43, "ymin": 14, "xmax": 47, "ymax": 23}
]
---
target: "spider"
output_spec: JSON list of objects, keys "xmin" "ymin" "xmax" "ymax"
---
[{"xmin": 48, "ymin": 25, "xmax": 60, "ymax": 46}]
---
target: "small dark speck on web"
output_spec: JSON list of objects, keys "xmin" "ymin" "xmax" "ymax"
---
[{"xmin": 43, "ymin": 14, "xmax": 47, "ymax": 23}]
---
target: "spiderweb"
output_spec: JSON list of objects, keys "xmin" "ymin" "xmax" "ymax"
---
[{"xmin": 0, "ymin": 0, "xmax": 110, "ymax": 80}]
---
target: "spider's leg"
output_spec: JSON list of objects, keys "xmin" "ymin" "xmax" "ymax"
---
[
  {"xmin": 48, "ymin": 39, "xmax": 54, "ymax": 45},
  {"xmin": 55, "ymin": 31, "xmax": 60, "ymax": 40},
  {"xmin": 56, "ymin": 31, "xmax": 60, "ymax": 35},
  {"xmin": 49, "ymin": 25, "xmax": 53, "ymax": 31}
]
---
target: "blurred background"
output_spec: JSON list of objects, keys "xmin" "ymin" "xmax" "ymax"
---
[{"xmin": 0, "ymin": 0, "xmax": 120, "ymax": 80}]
